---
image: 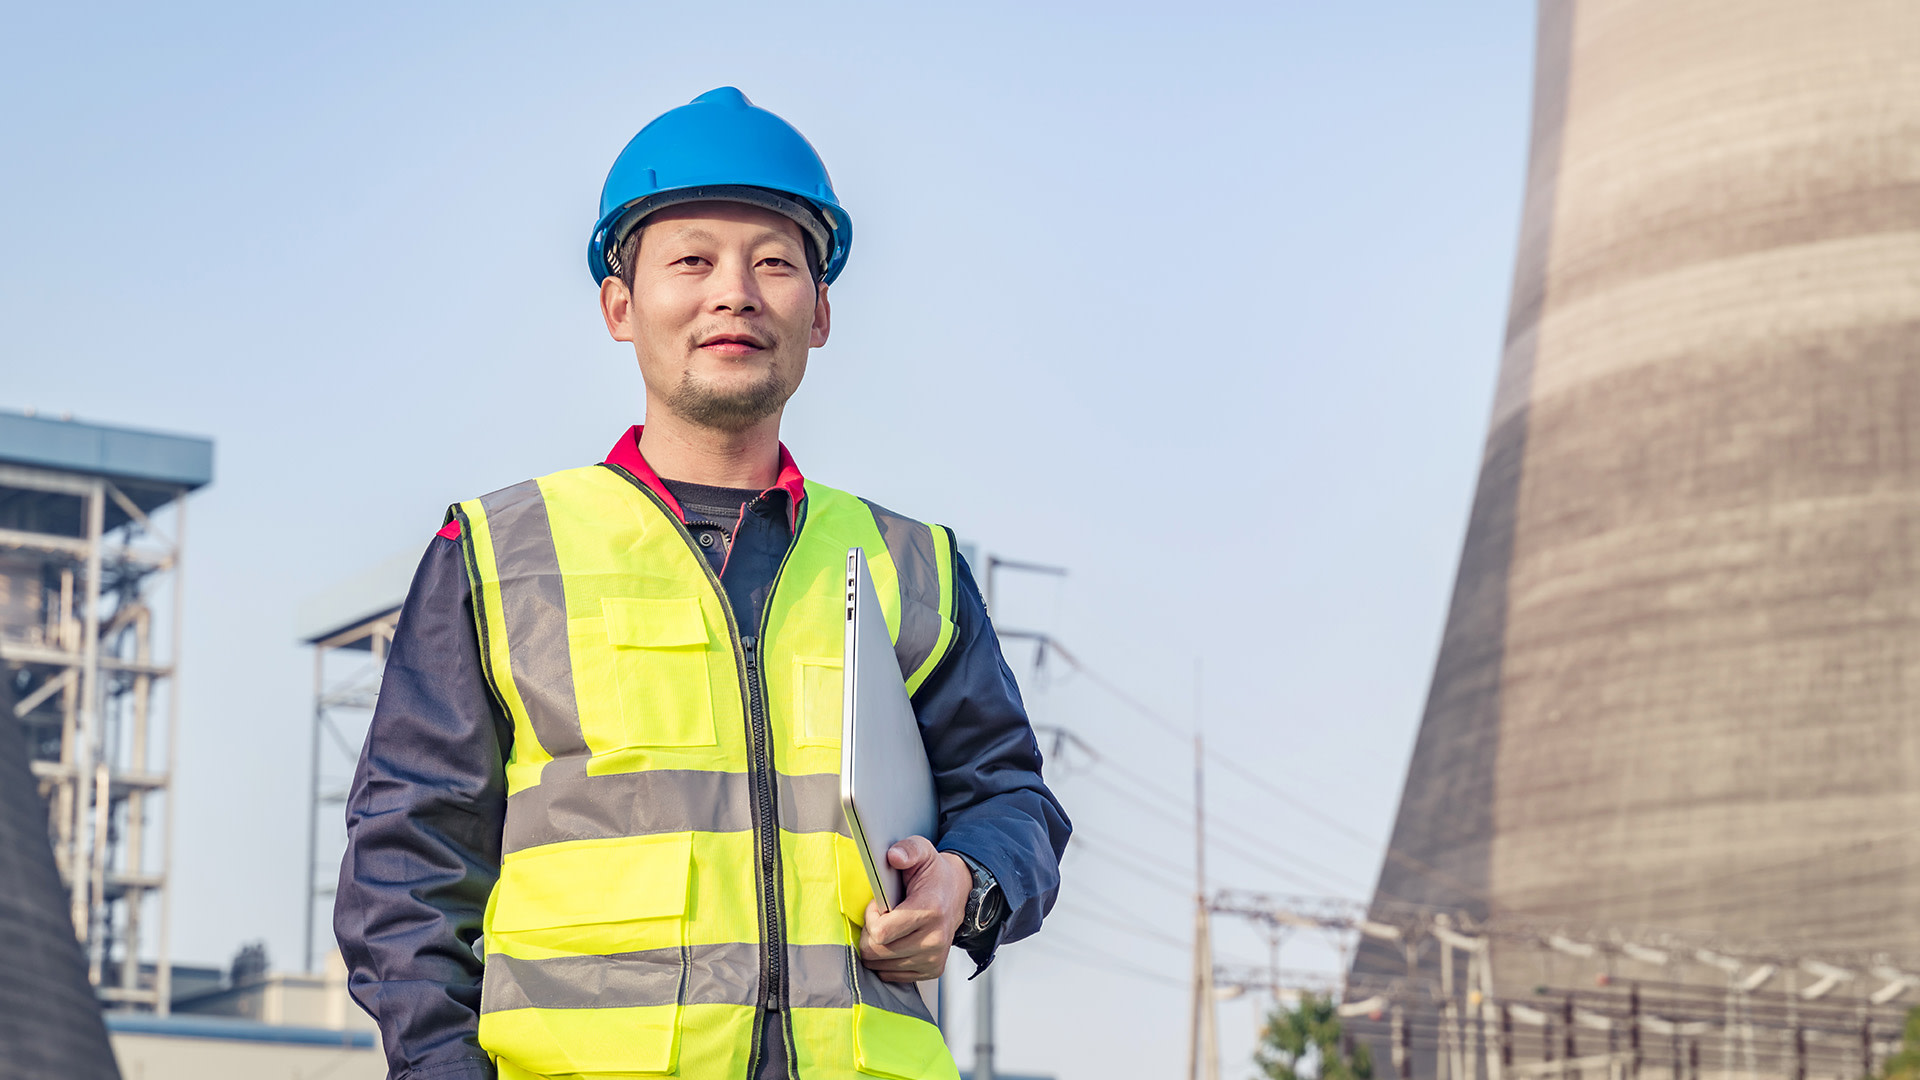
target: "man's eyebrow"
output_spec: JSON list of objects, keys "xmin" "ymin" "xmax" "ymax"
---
[
  {"xmin": 658, "ymin": 225, "xmax": 803, "ymax": 251},
  {"xmin": 661, "ymin": 226, "xmax": 719, "ymax": 245}
]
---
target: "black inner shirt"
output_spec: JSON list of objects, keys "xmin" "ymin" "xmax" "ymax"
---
[{"xmin": 658, "ymin": 477, "xmax": 794, "ymax": 643}]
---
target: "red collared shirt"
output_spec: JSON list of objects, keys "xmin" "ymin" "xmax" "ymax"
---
[{"xmin": 437, "ymin": 426, "xmax": 806, "ymax": 541}]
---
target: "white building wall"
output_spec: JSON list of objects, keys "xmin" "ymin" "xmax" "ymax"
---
[{"xmin": 110, "ymin": 1030, "xmax": 385, "ymax": 1080}]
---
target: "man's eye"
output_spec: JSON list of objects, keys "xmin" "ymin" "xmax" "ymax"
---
[
  {"xmin": 676, "ymin": 255, "xmax": 707, "ymax": 267},
  {"xmin": 760, "ymin": 257, "xmax": 793, "ymax": 269}
]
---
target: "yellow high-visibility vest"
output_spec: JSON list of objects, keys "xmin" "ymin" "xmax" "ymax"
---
[{"xmin": 452, "ymin": 460, "xmax": 963, "ymax": 1080}]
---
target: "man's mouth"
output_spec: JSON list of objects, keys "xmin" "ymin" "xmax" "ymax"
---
[{"xmin": 698, "ymin": 332, "xmax": 769, "ymax": 354}]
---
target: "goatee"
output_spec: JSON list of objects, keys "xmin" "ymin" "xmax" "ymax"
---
[{"xmin": 662, "ymin": 366, "xmax": 794, "ymax": 433}]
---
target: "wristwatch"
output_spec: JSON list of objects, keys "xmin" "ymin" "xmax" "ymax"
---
[{"xmin": 951, "ymin": 851, "xmax": 1006, "ymax": 944}]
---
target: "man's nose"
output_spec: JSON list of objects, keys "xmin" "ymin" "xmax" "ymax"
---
[{"xmin": 708, "ymin": 258, "xmax": 760, "ymax": 314}]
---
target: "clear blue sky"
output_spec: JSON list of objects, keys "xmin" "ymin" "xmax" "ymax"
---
[{"xmin": 3, "ymin": 2, "xmax": 1536, "ymax": 1075}]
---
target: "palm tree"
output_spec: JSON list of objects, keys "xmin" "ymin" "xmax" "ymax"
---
[
  {"xmin": 1256, "ymin": 993, "xmax": 1374, "ymax": 1080},
  {"xmin": 1878, "ymin": 1008, "xmax": 1920, "ymax": 1080}
]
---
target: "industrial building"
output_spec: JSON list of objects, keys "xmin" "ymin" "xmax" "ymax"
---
[
  {"xmin": 104, "ymin": 949, "xmax": 382, "ymax": 1079},
  {"xmin": 0, "ymin": 408, "xmax": 208, "ymax": 1013},
  {"xmin": 0, "ymin": 408, "xmax": 386, "ymax": 1075},
  {"xmin": 1356, "ymin": 2, "xmax": 1920, "ymax": 1078}
]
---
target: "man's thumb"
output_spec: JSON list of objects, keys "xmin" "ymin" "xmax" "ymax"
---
[{"xmin": 887, "ymin": 835, "xmax": 933, "ymax": 869}]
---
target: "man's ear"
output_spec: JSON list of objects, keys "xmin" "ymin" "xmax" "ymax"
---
[
  {"xmin": 601, "ymin": 276, "xmax": 635, "ymax": 342},
  {"xmin": 809, "ymin": 282, "xmax": 831, "ymax": 349}
]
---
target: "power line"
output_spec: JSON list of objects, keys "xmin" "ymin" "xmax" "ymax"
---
[
  {"xmin": 1209, "ymin": 832, "xmax": 1361, "ymax": 897},
  {"xmin": 1201, "ymin": 745, "xmax": 1501, "ymax": 907},
  {"xmin": 1208, "ymin": 820, "xmax": 1368, "ymax": 894},
  {"xmin": 1074, "ymin": 764, "xmax": 1192, "ymax": 825},
  {"xmin": 1021, "ymin": 936, "xmax": 1186, "ymax": 989},
  {"xmin": 1055, "ymin": 899, "xmax": 1191, "ymax": 952},
  {"xmin": 1073, "ymin": 837, "xmax": 1194, "ymax": 897},
  {"xmin": 1077, "ymin": 828, "xmax": 1191, "ymax": 882},
  {"xmin": 1077, "ymin": 762, "xmax": 1362, "ymax": 896},
  {"xmin": 1061, "ymin": 729, "xmax": 1371, "ymax": 895},
  {"xmin": 1039, "ymin": 643, "xmax": 1488, "ymax": 907},
  {"xmin": 1041, "ymin": 638, "xmax": 1192, "ymax": 743},
  {"xmin": 1206, "ymin": 747, "xmax": 1384, "ymax": 851}
]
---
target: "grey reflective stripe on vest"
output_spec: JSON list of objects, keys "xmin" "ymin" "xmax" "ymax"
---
[
  {"xmin": 859, "ymin": 498, "xmax": 945, "ymax": 681},
  {"xmin": 852, "ymin": 954, "xmax": 936, "ymax": 1024},
  {"xmin": 502, "ymin": 770, "xmax": 849, "ymax": 855},
  {"xmin": 478, "ymin": 480, "xmax": 589, "ymax": 784},
  {"xmin": 482, "ymin": 942, "xmax": 931, "ymax": 1024}
]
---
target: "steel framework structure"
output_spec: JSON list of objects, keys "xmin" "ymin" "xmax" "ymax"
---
[
  {"xmin": 301, "ymin": 577, "xmax": 406, "ymax": 973},
  {"xmin": 1217, "ymin": 892, "xmax": 1920, "ymax": 1080},
  {"xmin": 0, "ymin": 411, "xmax": 209, "ymax": 1014}
]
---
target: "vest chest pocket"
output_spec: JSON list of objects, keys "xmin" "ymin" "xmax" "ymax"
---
[
  {"xmin": 792, "ymin": 655, "xmax": 844, "ymax": 748},
  {"xmin": 602, "ymin": 597, "xmax": 717, "ymax": 748}
]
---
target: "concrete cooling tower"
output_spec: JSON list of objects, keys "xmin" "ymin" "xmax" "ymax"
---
[{"xmin": 1358, "ymin": 0, "xmax": 1920, "ymax": 1031}]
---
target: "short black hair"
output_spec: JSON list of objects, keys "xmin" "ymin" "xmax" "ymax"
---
[{"xmin": 614, "ymin": 217, "xmax": 824, "ymax": 293}]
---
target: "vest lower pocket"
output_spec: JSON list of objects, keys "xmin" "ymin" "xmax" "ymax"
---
[
  {"xmin": 601, "ymin": 597, "xmax": 717, "ymax": 749},
  {"xmin": 850, "ymin": 1002, "xmax": 960, "ymax": 1080},
  {"xmin": 491, "ymin": 832, "xmax": 693, "ymax": 955},
  {"xmin": 482, "ymin": 834, "xmax": 694, "ymax": 1073}
]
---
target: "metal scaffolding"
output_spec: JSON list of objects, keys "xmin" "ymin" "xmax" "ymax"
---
[
  {"xmin": 299, "ymin": 550, "xmax": 414, "ymax": 973},
  {"xmin": 0, "ymin": 409, "xmax": 212, "ymax": 1013},
  {"xmin": 1207, "ymin": 892, "xmax": 1920, "ymax": 1080}
]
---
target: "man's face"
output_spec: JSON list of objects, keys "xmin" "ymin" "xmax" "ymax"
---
[{"xmin": 600, "ymin": 201, "xmax": 831, "ymax": 434}]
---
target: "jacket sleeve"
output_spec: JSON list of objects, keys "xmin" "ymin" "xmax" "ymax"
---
[
  {"xmin": 335, "ymin": 536, "xmax": 510, "ymax": 1080},
  {"xmin": 917, "ymin": 550, "xmax": 1072, "ymax": 972}
]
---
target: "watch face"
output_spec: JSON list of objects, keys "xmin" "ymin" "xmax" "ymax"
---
[
  {"xmin": 968, "ymin": 884, "xmax": 1004, "ymax": 935},
  {"xmin": 954, "ymin": 854, "xmax": 1003, "ymax": 942}
]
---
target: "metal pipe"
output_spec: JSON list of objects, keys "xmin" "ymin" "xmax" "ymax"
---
[
  {"xmin": 121, "ymin": 604, "xmax": 152, "ymax": 995},
  {"xmin": 155, "ymin": 487, "xmax": 185, "ymax": 1015},
  {"xmin": 306, "ymin": 644, "xmax": 325, "ymax": 973},
  {"xmin": 71, "ymin": 480, "xmax": 105, "ymax": 958}
]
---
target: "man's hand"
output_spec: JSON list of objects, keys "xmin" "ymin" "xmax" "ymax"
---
[{"xmin": 856, "ymin": 836, "xmax": 970, "ymax": 983}]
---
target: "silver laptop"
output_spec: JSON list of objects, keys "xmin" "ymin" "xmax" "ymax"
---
[{"xmin": 840, "ymin": 547, "xmax": 939, "ymax": 912}]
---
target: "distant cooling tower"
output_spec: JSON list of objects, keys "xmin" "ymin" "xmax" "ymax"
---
[{"xmin": 1367, "ymin": 0, "xmax": 1920, "ymax": 966}]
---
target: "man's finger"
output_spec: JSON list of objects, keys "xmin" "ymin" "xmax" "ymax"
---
[
  {"xmin": 863, "ymin": 900, "xmax": 942, "ymax": 947},
  {"xmin": 868, "ymin": 904, "xmax": 939, "ymax": 935},
  {"xmin": 887, "ymin": 834, "xmax": 936, "ymax": 871},
  {"xmin": 864, "ymin": 914, "xmax": 944, "ymax": 949}
]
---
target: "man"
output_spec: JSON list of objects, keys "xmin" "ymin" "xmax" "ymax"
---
[{"xmin": 335, "ymin": 87, "xmax": 1070, "ymax": 1080}]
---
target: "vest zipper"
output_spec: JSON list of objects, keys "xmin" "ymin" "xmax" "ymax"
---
[
  {"xmin": 600, "ymin": 464, "xmax": 802, "ymax": 1080},
  {"xmin": 740, "ymin": 635, "xmax": 784, "ymax": 1007}
]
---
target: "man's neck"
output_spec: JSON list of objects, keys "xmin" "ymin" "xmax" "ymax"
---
[{"xmin": 637, "ymin": 412, "xmax": 783, "ymax": 490}]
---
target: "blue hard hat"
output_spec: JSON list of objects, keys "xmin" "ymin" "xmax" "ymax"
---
[{"xmin": 588, "ymin": 87, "xmax": 853, "ymax": 285}]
